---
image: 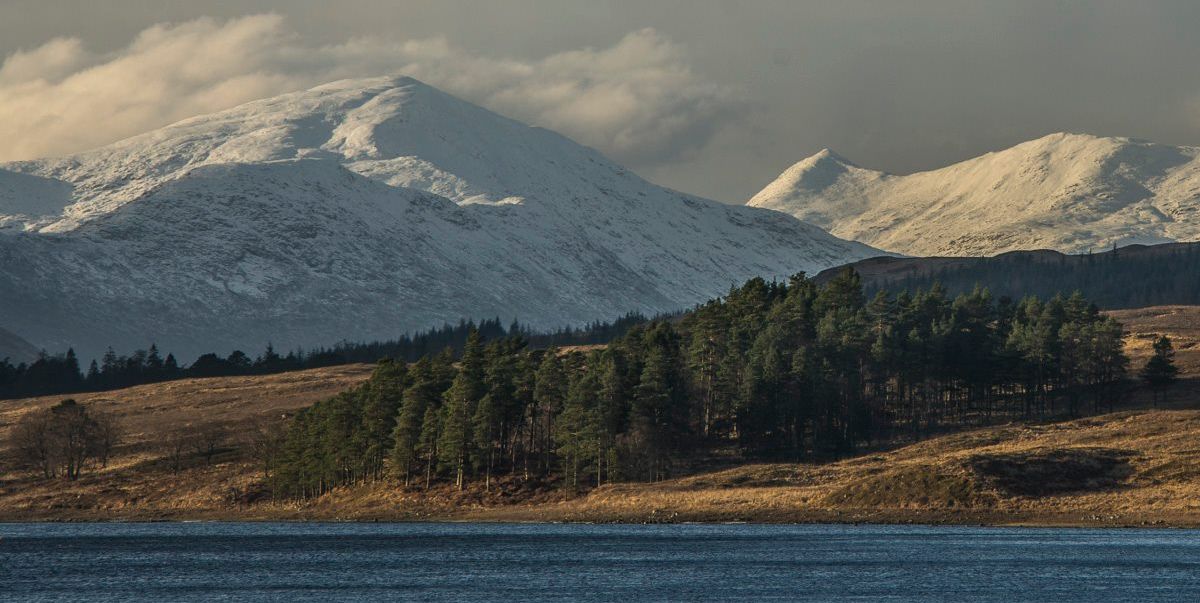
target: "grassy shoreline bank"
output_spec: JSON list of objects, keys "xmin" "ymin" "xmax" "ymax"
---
[{"xmin": 7, "ymin": 408, "xmax": 1200, "ymax": 529}]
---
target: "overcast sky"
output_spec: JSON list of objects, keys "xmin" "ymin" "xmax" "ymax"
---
[{"xmin": 2, "ymin": 1, "xmax": 1200, "ymax": 202}]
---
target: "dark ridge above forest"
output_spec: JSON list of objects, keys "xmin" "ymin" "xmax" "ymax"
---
[
  {"xmin": 0, "ymin": 326, "xmax": 38, "ymax": 364},
  {"xmin": 815, "ymin": 241, "xmax": 1200, "ymax": 309}
]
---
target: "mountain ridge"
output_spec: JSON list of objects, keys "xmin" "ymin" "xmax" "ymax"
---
[{"xmin": 749, "ymin": 132, "xmax": 1200, "ymax": 256}]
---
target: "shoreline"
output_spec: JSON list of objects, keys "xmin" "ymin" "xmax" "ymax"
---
[{"xmin": 2, "ymin": 506, "xmax": 1197, "ymax": 529}]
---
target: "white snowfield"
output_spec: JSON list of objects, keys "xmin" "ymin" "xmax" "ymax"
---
[
  {"xmin": 748, "ymin": 133, "xmax": 1200, "ymax": 256},
  {"xmin": 0, "ymin": 76, "xmax": 879, "ymax": 360}
]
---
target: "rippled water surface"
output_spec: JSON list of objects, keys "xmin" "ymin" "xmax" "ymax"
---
[{"xmin": 2, "ymin": 522, "xmax": 1199, "ymax": 601}]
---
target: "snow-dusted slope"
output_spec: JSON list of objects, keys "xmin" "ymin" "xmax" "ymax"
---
[
  {"xmin": 0, "ymin": 77, "xmax": 878, "ymax": 360},
  {"xmin": 0, "ymin": 326, "xmax": 39, "ymax": 364},
  {"xmin": 748, "ymin": 133, "xmax": 1200, "ymax": 256},
  {"xmin": 0, "ymin": 168, "xmax": 73, "ymax": 230}
]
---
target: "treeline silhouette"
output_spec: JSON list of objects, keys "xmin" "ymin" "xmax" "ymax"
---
[
  {"xmin": 845, "ymin": 243, "xmax": 1200, "ymax": 309},
  {"xmin": 0, "ymin": 314, "xmax": 647, "ymax": 401},
  {"xmin": 269, "ymin": 269, "xmax": 1130, "ymax": 498}
]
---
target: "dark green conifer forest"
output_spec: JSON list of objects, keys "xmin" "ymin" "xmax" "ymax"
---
[{"xmin": 269, "ymin": 270, "xmax": 1131, "ymax": 498}]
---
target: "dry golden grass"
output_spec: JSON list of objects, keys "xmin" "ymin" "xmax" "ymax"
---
[
  {"xmin": 2, "ymin": 306, "xmax": 1200, "ymax": 525},
  {"xmin": 18, "ymin": 407, "xmax": 1197, "ymax": 526},
  {"xmin": 482, "ymin": 410, "xmax": 1200, "ymax": 526},
  {"xmin": 1109, "ymin": 305, "xmax": 1200, "ymax": 376},
  {"xmin": 0, "ymin": 363, "xmax": 375, "ymax": 454},
  {"xmin": 555, "ymin": 344, "xmax": 608, "ymax": 356}
]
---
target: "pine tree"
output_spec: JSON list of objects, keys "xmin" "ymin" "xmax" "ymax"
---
[
  {"xmin": 814, "ymin": 267, "xmax": 865, "ymax": 316},
  {"xmin": 62, "ymin": 348, "xmax": 82, "ymax": 390},
  {"xmin": 86, "ymin": 360, "xmax": 100, "ymax": 387},
  {"xmin": 438, "ymin": 329, "xmax": 486, "ymax": 490},
  {"xmin": 686, "ymin": 303, "xmax": 725, "ymax": 439},
  {"xmin": 417, "ymin": 404, "xmax": 442, "ymax": 489},
  {"xmin": 631, "ymin": 323, "xmax": 686, "ymax": 482},
  {"xmin": 361, "ymin": 359, "xmax": 408, "ymax": 480},
  {"xmin": 594, "ymin": 351, "xmax": 630, "ymax": 483},
  {"xmin": 556, "ymin": 364, "xmax": 601, "ymax": 488},
  {"xmin": 390, "ymin": 358, "xmax": 432, "ymax": 485},
  {"xmin": 163, "ymin": 353, "xmax": 179, "ymax": 376},
  {"xmin": 739, "ymin": 325, "xmax": 787, "ymax": 454},
  {"xmin": 146, "ymin": 344, "xmax": 164, "ymax": 375},
  {"xmin": 1140, "ymin": 335, "xmax": 1179, "ymax": 407},
  {"xmin": 532, "ymin": 350, "xmax": 567, "ymax": 475},
  {"xmin": 512, "ymin": 351, "xmax": 538, "ymax": 478},
  {"xmin": 472, "ymin": 341, "xmax": 518, "ymax": 491},
  {"xmin": 1083, "ymin": 317, "xmax": 1128, "ymax": 413}
]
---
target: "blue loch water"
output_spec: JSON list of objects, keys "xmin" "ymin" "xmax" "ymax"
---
[{"xmin": 2, "ymin": 522, "xmax": 1199, "ymax": 601}]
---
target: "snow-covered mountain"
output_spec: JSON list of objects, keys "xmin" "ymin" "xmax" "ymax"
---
[
  {"xmin": 0, "ymin": 76, "xmax": 879, "ymax": 360},
  {"xmin": 748, "ymin": 133, "xmax": 1200, "ymax": 256}
]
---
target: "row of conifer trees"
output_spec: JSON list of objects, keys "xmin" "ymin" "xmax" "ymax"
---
[
  {"xmin": 0, "ymin": 314, "xmax": 647, "ymax": 400},
  {"xmin": 268, "ymin": 269, "xmax": 1132, "ymax": 497}
]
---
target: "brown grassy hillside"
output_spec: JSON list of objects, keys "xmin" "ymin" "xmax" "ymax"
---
[
  {"xmin": 0, "ymin": 363, "xmax": 375, "ymax": 451},
  {"xmin": 0, "ymin": 364, "xmax": 375, "ymax": 519},
  {"xmin": 1, "ymin": 308, "xmax": 1199, "ymax": 524},
  {"xmin": 1109, "ymin": 306, "xmax": 1200, "ymax": 375}
]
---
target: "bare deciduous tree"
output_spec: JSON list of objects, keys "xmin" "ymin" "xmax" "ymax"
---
[
  {"xmin": 165, "ymin": 428, "xmax": 190, "ymax": 475},
  {"xmin": 53, "ymin": 400, "xmax": 93, "ymax": 479},
  {"xmin": 13, "ymin": 409, "xmax": 56, "ymax": 478},
  {"xmin": 11, "ymin": 399, "xmax": 123, "ymax": 480},
  {"xmin": 245, "ymin": 418, "xmax": 288, "ymax": 480},
  {"xmin": 91, "ymin": 409, "xmax": 123, "ymax": 468},
  {"xmin": 191, "ymin": 424, "xmax": 228, "ymax": 466}
]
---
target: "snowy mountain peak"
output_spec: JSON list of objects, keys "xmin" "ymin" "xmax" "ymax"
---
[
  {"xmin": 1, "ymin": 76, "xmax": 637, "ymax": 232},
  {"xmin": 807, "ymin": 147, "xmax": 855, "ymax": 165},
  {"xmin": 761, "ymin": 148, "xmax": 872, "ymax": 192},
  {"xmin": 749, "ymin": 133, "xmax": 1200, "ymax": 256},
  {"xmin": 0, "ymin": 77, "xmax": 880, "ymax": 359},
  {"xmin": 749, "ymin": 148, "xmax": 884, "ymax": 231}
]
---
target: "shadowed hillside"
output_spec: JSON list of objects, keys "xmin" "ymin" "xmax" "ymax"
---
[{"xmin": 817, "ymin": 242, "xmax": 1200, "ymax": 309}]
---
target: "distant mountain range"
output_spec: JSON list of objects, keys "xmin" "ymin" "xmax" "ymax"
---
[
  {"xmin": 0, "ymin": 77, "xmax": 879, "ymax": 360},
  {"xmin": 749, "ymin": 133, "xmax": 1200, "ymax": 256}
]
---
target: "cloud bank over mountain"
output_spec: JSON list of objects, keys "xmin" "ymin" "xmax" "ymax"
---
[{"xmin": 0, "ymin": 14, "xmax": 732, "ymax": 167}]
